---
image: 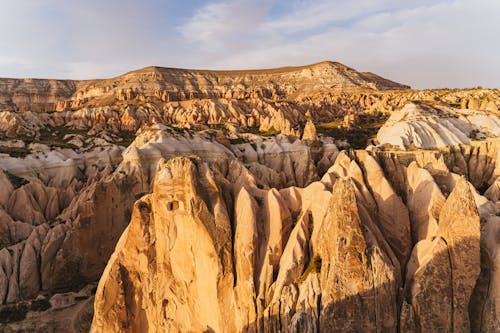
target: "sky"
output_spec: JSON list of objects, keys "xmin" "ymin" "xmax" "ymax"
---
[{"xmin": 0, "ymin": 0, "xmax": 499, "ymax": 89}]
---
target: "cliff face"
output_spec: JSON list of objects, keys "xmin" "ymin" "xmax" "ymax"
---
[
  {"xmin": 0, "ymin": 125, "xmax": 339, "ymax": 322},
  {"xmin": 91, "ymin": 143, "xmax": 499, "ymax": 332},
  {"xmin": 0, "ymin": 61, "xmax": 410, "ymax": 138},
  {"xmin": 0, "ymin": 61, "xmax": 499, "ymax": 332},
  {"xmin": 0, "ymin": 61, "xmax": 498, "ymax": 140},
  {"xmin": 0, "ymin": 62, "xmax": 408, "ymax": 112}
]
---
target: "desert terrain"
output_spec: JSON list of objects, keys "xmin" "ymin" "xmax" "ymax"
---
[{"xmin": 0, "ymin": 61, "xmax": 498, "ymax": 332}]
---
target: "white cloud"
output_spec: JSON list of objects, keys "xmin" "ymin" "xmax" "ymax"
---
[
  {"xmin": 0, "ymin": 0, "xmax": 186, "ymax": 78},
  {"xmin": 0, "ymin": 0, "xmax": 499, "ymax": 88},
  {"xmin": 180, "ymin": 0, "xmax": 276, "ymax": 56},
  {"xmin": 179, "ymin": 0, "xmax": 500, "ymax": 88}
]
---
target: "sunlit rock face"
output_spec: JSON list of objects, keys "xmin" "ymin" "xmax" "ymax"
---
[
  {"xmin": 0, "ymin": 62, "xmax": 499, "ymax": 332},
  {"xmin": 0, "ymin": 121, "xmax": 341, "ymax": 332},
  {"xmin": 377, "ymin": 102, "xmax": 500, "ymax": 149},
  {"xmin": 91, "ymin": 146, "xmax": 498, "ymax": 332},
  {"xmin": 0, "ymin": 61, "xmax": 498, "ymax": 139}
]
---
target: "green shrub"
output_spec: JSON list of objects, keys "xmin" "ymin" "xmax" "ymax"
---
[
  {"xmin": 262, "ymin": 126, "xmax": 281, "ymax": 137},
  {"xmin": 297, "ymin": 255, "xmax": 322, "ymax": 283}
]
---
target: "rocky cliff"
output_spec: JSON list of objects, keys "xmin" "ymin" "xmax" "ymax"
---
[
  {"xmin": 1, "ymin": 61, "xmax": 498, "ymax": 140},
  {"xmin": 0, "ymin": 62, "xmax": 408, "ymax": 112},
  {"xmin": 90, "ymin": 141, "xmax": 500, "ymax": 332},
  {"xmin": 0, "ymin": 61, "xmax": 499, "ymax": 332}
]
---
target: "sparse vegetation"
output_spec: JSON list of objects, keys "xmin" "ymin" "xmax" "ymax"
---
[
  {"xmin": 228, "ymin": 137, "xmax": 248, "ymax": 145},
  {"xmin": 380, "ymin": 143, "xmax": 401, "ymax": 151},
  {"xmin": 245, "ymin": 126, "xmax": 261, "ymax": 135},
  {"xmin": 298, "ymin": 255, "xmax": 322, "ymax": 283},
  {"xmin": 37, "ymin": 126, "xmax": 83, "ymax": 149},
  {"xmin": 0, "ymin": 146, "xmax": 30, "ymax": 158},
  {"xmin": 117, "ymin": 130, "xmax": 136, "ymax": 147},
  {"xmin": 207, "ymin": 124, "xmax": 227, "ymax": 133},
  {"xmin": 244, "ymin": 126, "xmax": 281, "ymax": 137},
  {"xmin": 318, "ymin": 113, "xmax": 388, "ymax": 149},
  {"xmin": 262, "ymin": 126, "xmax": 281, "ymax": 137},
  {"xmin": 30, "ymin": 299, "xmax": 51, "ymax": 312},
  {"xmin": 468, "ymin": 129, "xmax": 480, "ymax": 140}
]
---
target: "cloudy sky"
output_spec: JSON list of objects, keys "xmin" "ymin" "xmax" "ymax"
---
[{"xmin": 0, "ymin": 0, "xmax": 499, "ymax": 88}]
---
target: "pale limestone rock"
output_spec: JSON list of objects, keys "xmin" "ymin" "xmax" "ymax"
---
[
  {"xmin": 404, "ymin": 237, "xmax": 453, "ymax": 332},
  {"xmin": 356, "ymin": 152, "xmax": 411, "ymax": 266},
  {"xmin": 86, "ymin": 144, "xmax": 500, "ymax": 332},
  {"xmin": 377, "ymin": 102, "xmax": 500, "ymax": 149},
  {"xmin": 2, "ymin": 61, "xmax": 500, "ymax": 333},
  {"xmin": 20, "ymin": 224, "xmax": 49, "ymax": 299},
  {"xmin": 272, "ymin": 212, "xmax": 311, "ymax": 303},
  {"xmin": 405, "ymin": 161, "xmax": 445, "ymax": 242},
  {"xmin": 92, "ymin": 157, "xmax": 235, "ymax": 333},
  {"xmin": 233, "ymin": 187, "xmax": 258, "ymax": 332}
]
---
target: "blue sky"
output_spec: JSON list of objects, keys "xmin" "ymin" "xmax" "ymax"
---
[{"xmin": 0, "ymin": 0, "xmax": 499, "ymax": 88}]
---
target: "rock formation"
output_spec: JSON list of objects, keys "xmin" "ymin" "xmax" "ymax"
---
[
  {"xmin": 91, "ymin": 144, "xmax": 499, "ymax": 332},
  {"xmin": 377, "ymin": 102, "xmax": 500, "ymax": 149},
  {"xmin": 0, "ymin": 61, "xmax": 498, "ymax": 332}
]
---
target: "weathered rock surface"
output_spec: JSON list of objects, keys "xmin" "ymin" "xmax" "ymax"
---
[
  {"xmin": 0, "ymin": 61, "xmax": 408, "ymax": 113},
  {"xmin": 91, "ymin": 145, "xmax": 499, "ymax": 332},
  {"xmin": 0, "ymin": 62, "xmax": 499, "ymax": 332},
  {"xmin": 0, "ymin": 62, "xmax": 498, "ymax": 145},
  {"xmin": 402, "ymin": 178, "xmax": 481, "ymax": 332},
  {"xmin": 377, "ymin": 102, "xmax": 500, "ymax": 149},
  {"xmin": 0, "ymin": 124, "xmax": 340, "ymax": 312}
]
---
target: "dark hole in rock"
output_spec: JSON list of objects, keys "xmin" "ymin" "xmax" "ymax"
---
[{"xmin": 167, "ymin": 201, "xmax": 179, "ymax": 211}]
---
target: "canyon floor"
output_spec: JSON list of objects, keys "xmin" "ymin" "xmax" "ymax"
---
[{"xmin": 0, "ymin": 61, "xmax": 499, "ymax": 332}]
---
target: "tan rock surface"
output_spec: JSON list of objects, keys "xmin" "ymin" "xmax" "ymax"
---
[
  {"xmin": 402, "ymin": 177, "xmax": 481, "ymax": 332},
  {"xmin": 1, "ymin": 62, "xmax": 499, "ymax": 332},
  {"xmin": 301, "ymin": 120, "xmax": 318, "ymax": 142},
  {"xmin": 405, "ymin": 161, "xmax": 445, "ymax": 242},
  {"xmin": 317, "ymin": 179, "xmax": 398, "ymax": 332}
]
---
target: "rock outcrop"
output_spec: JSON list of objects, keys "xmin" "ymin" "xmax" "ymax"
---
[
  {"xmin": 0, "ymin": 62, "xmax": 498, "ymax": 145},
  {"xmin": 1, "ymin": 61, "xmax": 499, "ymax": 332},
  {"xmin": 377, "ymin": 102, "xmax": 500, "ymax": 149},
  {"xmin": 402, "ymin": 177, "xmax": 481, "ymax": 332},
  {"xmin": 91, "ymin": 145, "xmax": 498, "ymax": 332},
  {"xmin": 0, "ymin": 62, "xmax": 409, "ymax": 113}
]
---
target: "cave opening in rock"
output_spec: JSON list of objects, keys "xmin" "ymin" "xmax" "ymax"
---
[{"xmin": 167, "ymin": 201, "xmax": 179, "ymax": 211}]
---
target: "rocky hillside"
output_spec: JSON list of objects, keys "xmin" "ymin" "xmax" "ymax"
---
[
  {"xmin": 0, "ymin": 61, "xmax": 499, "ymax": 140},
  {"xmin": 0, "ymin": 61, "xmax": 408, "ymax": 112},
  {"xmin": 0, "ymin": 62, "xmax": 499, "ymax": 332},
  {"xmin": 90, "ymin": 143, "xmax": 500, "ymax": 333},
  {"xmin": 378, "ymin": 101, "xmax": 500, "ymax": 149}
]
